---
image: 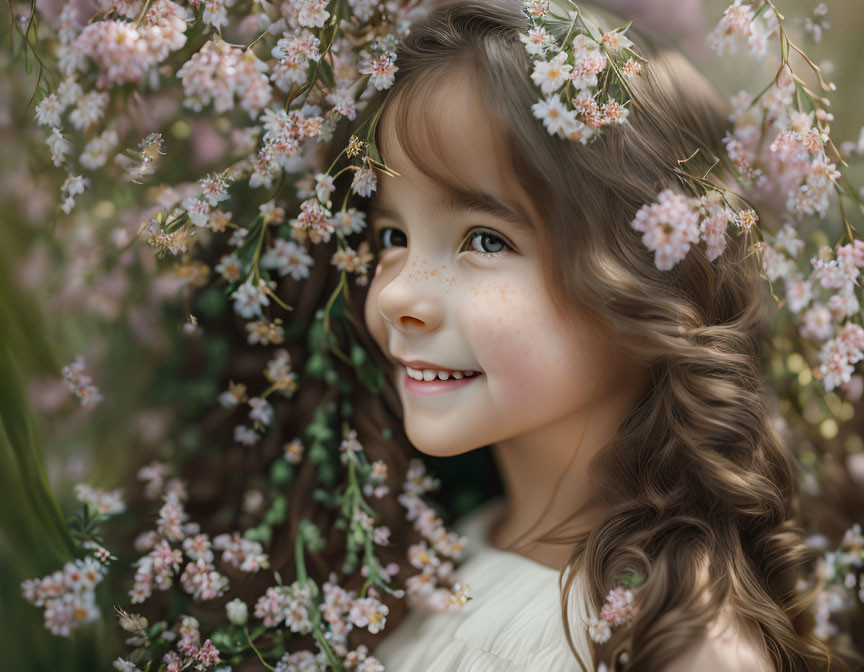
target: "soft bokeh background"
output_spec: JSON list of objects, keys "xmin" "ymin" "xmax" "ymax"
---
[{"xmin": 2, "ymin": 1, "xmax": 863, "ymax": 670}]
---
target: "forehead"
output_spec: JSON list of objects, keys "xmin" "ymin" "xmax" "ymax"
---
[{"xmin": 374, "ymin": 68, "xmax": 538, "ymax": 228}]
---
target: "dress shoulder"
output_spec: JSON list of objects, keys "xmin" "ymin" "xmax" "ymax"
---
[{"xmin": 373, "ymin": 497, "xmax": 596, "ymax": 671}]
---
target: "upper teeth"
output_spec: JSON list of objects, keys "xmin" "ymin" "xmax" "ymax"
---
[{"xmin": 405, "ymin": 366, "xmax": 478, "ymax": 381}]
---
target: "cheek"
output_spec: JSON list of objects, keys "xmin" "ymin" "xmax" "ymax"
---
[{"xmin": 464, "ymin": 280, "xmax": 597, "ymax": 403}]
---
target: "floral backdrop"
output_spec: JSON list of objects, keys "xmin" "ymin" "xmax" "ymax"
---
[{"xmin": 1, "ymin": 1, "xmax": 863, "ymax": 671}]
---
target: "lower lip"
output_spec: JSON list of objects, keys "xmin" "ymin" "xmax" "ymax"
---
[{"xmin": 402, "ymin": 369, "xmax": 483, "ymax": 396}]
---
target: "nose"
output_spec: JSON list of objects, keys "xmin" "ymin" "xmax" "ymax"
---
[{"xmin": 376, "ymin": 259, "xmax": 445, "ymax": 333}]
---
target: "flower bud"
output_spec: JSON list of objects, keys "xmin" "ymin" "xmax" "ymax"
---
[{"xmin": 226, "ymin": 598, "xmax": 248, "ymax": 625}]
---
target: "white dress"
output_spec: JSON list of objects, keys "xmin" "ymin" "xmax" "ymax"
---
[{"xmin": 374, "ymin": 497, "xmax": 596, "ymax": 671}]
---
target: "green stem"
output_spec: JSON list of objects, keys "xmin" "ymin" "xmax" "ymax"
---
[
  {"xmin": 244, "ymin": 627, "xmax": 276, "ymax": 671},
  {"xmin": 249, "ymin": 216, "xmax": 267, "ymax": 279},
  {"xmin": 323, "ymin": 271, "xmax": 346, "ymax": 333},
  {"xmin": 295, "ymin": 526, "xmax": 308, "ymax": 587},
  {"xmin": 313, "ymin": 627, "xmax": 345, "ymax": 671}
]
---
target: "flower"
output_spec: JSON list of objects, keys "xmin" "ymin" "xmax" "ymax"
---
[
  {"xmin": 113, "ymin": 659, "xmax": 140, "ymax": 672},
  {"xmin": 601, "ymin": 29, "xmax": 633, "ymax": 51},
  {"xmin": 522, "ymin": 0, "xmax": 550, "ymax": 19},
  {"xmin": 330, "ymin": 207, "xmax": 367, "ymax": 235},
  {"xmin": 226, "ymin": 598, "xmax": 248, "ymax": 625},
  {"xmin": 297, "ymin": 0, "xmax": 330, "ymax": 28},
  {"xmin": 22, "ymin": 557, "xmax": 106, "ymax": 636},
  {"xmin": 219, "ymin": 381, "xmax": 248, "ymax": 408},
  {"xmin": 62, "ymin": 355, "xmax": 103, "ymax": 406},
  {"xmin": 622, "ymin": 58, "xmax": 642, "ymax": 76},
  {"xmin": 245, "ymin": 320, "xmax": 285, "ymax": 346},
  {"xmin": 314, "ymin": 172, "xmax": 335, "ymax": 203},
  {"xmin": 230, "ymin": 277, "xmax": 270, "ymax": 319},
  {"xmin": 630, "ymin": 190, "xmax": 701, "ymax": 270},
  {"xmin": 348, "ymin": 596, "xmax": 389, "ymax": 634},
  {"xmin": 261, "ymin": 239, "xmax": 314, "ymax": 280},
  {"xmin": 734, "ymin": 208, "xmax": 758, "ymax": 233},
  {"xmin": 213, "ymin": 532, "xmax": 269, "ymax": 572},
  {"xmin": 531, "ymin": 95, "xmax": 578, "ymax": 137},
  {"xmin": 351, "ymin": 167, "xmax": 378, "ymax": 197},
  {"xmin": 234, "ymin": 424, "xmax": 261, "ymax": 446},
  {"xmin": 34, "ymin": 94, "xmax": 65, "ymax": 127},
  {"xmin": 177, "ymin": 38, "xmax": 272, "ymax": 117},
  {"xmin": 360, "ymin": 51, "xmax": 399, "ymax": 91},
  {"xmin": 215, "ymin": 253, "xmax": 245, "ymax": 282},
  {"xmin": 60, "ymin": 174, "xmax": 89, "ymax": 214},
  {"xmin": 586, "ymin": 616, "xmax": 612, "ymax": 643},
  {"xmin": 520, "ymin": 26, "xmax": 555, "ymax": 56},
  {"xmin": 569, "ymin": 50, "xmax": 607, "ymax": 90},
  {"xmin": 248, "ymin": 396, "xmax": 273, "ymax": 426},
  {"xmin": 599, "ymin": 586, "xmax": 637, "ymax": 626},
  {"xmin": 46, "ymin": 127, "xmax": 71, "ymax": 167},
  {"xmin": 284, "ymin": 439, "xmax": 304, "ymax": 464},
  {"xmin": 69, "ymin": 91, "xmax": 108, "ymax": 130},
  {"xmin": 531, "ymin": 51, "xmax": 572, "ymax": 95},
  {"xmin": 74, "ymin": 483, "xmax": 126, "ymax": 516},
  {"xmin": 331, "ymin": 242, "xmax": 374, "ymax": 276}
]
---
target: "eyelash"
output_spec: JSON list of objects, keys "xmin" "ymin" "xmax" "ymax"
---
[{"xmin": 375, "ymin": 227, "xmax": 514, "ymax": 258}]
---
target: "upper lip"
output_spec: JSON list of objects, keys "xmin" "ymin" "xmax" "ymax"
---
[{"xmin": 395, "ymin": 357, "xmax": 481, "ymax": 374}]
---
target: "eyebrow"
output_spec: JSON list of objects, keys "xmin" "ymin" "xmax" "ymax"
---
[{"xmin": 368, "ymin": 188, "xmax": 535, "ymax": 234}]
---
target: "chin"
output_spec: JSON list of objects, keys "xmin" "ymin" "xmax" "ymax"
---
[{"xmin": 403, "ymin": 419, "xmax": 483, "ymax": 457}]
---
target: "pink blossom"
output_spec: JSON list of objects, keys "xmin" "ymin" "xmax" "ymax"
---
[
  {"xmin": 179, "ymin": 557, "xmax": 228, "ymax": 601},
  {"xmin": 599, "ymin": 586, "xmax": 637, "ymax": 626},
  {"xmin": 177, "ymin": 38, "xmax": 272, "ymax": 117},
  {"xmin": 360, "ymin": 51, "xmax": 398, "ymax": 91},
  {"xmin": 630, "ymin": 190, "xmax": 701, "ymax": 270},
  {"xmin": 351, "ymin": 167, "xmax": 377, "ymax": 198}
]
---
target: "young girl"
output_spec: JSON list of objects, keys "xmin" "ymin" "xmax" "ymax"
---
[{"xmin": 353, "ymin": 1, "xmax": 838, "ymax": 670}]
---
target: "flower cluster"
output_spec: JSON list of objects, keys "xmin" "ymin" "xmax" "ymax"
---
[
  {"xmin": 521, "ymin": 0, "xmax": 644, "ymax": 143},
  {"xmin": 21, "ymin": 556, "xmax": 106, "ymax": 636},
  {"xmin": 820, "ymin": 524, "xmax": 864, "ymax": 603},
  {"xmin": 113, "ymin": 614, "xmax": 222, "ymax": 672},
  {"xmin": 18, "ymin": 0, "xmax": 864, "ymax": 667},
  {"xmin": 800, "ymin": 525, "xmax": 864, "ymax": 640},
  {"xmin": 585, "ymin": 582, "xmax": 639, "ymax": 644},
  {"xmin": 217, "ymin": 349, "xmax": 298, "ymax": 448},
  {"xmin": 620, "ymin": 2, "xmax": 864, "ymax": 396},
  {"xmin": 128, "ymin": 478, "xmax": 268, "ymax": 604},
  {"xmin": 631, "ymin": 189, "xmax": 745, "ymax": 271},
  {"xmin": 177, "ymin": 37, "xmax": 272, "ymax": 117},
  {"xmin": 61, "ymin": 355, "xmax": 104, "ymax": 407},
  {"xmin": 708, "ymin": 0, "xmax": 778, "ymax": 59},
  {"xmin": 74, "ymin": 483, "xmax": 126, "ymax": 516},
  {"xmin": 397, "ymin": 459, "xmax": 471, "ymax": 610}
]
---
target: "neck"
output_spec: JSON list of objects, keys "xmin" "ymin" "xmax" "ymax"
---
[{"xmin": 488, "ymin": 385, "xmax": 643, "ymax": 571}]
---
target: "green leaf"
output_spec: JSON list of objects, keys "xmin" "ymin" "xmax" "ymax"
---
[
  {"xmin": 357, "ymin": 362, "xmax": 383, "ymax": 395},
  {"xmin": 305, "ymin": 352, "xmax": 330, "ymax": 377},
  {"xmin": 317, "ymin": 59, "xmax": 336, "ymax": 89},
  {"xmin": 349, "ymin": 344, "xmax": 366, "ymax": 367},
  {"xmin": 269, "ymin": 459, "xmax": 294, "ymax": 486},
  {"xmin": 263, "ymin": 495, "xmax": 287, "ymax": 525},
  {"xmin": 308, "ymin": 440, "xmax": 329, "ymax": 464},
  {"xmin": 244, "ymin": 524, "xmax": 272, "ymax": 546}
]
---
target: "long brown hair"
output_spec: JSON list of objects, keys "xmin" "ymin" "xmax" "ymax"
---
[{"xmin": 358, "ymin": 1, "xmax": 861, "ymax": 670}]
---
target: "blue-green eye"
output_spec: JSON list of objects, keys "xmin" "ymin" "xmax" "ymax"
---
[
  {"xmin": 379, "ymin": 227, "xmax": 407, "ymax": 248},
  {"xmin": 375, "ymin": 226, "xmax": 512, "ymax": 258},
  {"xmin": 465, "ymin": 230, "xmax": 511, "ymax": 256}
]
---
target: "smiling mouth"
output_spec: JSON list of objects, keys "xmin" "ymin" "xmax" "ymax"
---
[
  {"xmin": 404, "ymin": 366, "xmax": 482, "ymax": 382},
  {"xmin": 400, "ymin": 366, "xmax": 483, "ymax": 396}
]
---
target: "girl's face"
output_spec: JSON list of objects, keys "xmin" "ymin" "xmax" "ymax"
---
[{"xmin": 363, "ymin": 74, "xmax": 643, "ymax": 457}]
